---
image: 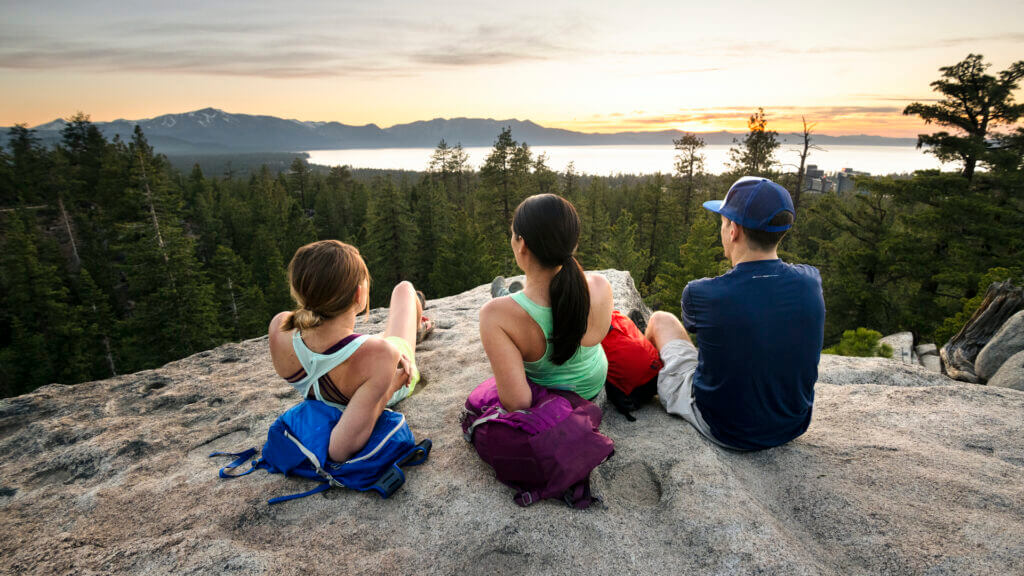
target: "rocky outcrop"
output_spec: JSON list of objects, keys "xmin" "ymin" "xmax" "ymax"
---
[
  {"xmin": 988, "ymin": 349, "xmax": 1024, "ymax": 391},
  {"xmin": 2, "ymin": 271, "xmax": 1022, "ymax": 576},
  {"xmin": 880, "ymin": 331, "xmax": 916, "ymax": 364},
  {"xmin": 941, "ymin": 281, "xmax": 1024, "ymax": 383},
  {"xmin": 975, "ymin": 310, "xmax": 1024, "ymax": 382}
]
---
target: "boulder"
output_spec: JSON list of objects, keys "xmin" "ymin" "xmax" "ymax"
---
[
  {"xmin": 975, "ymin": 310, "xmax": 1024, "ymax": 382},
  {"xmin": 1, "ymin": 270, "xmax": 1022, "ymax": 576},
  {"xmin": 941, "ymin": 281, "xmax": 1024, "ymax": 383},
  {"xmin": 919, "ymin": 354, "xmax": 943, "ymax": 373},
  {"xmin": 915, "ymin": 343, "xmax": 938, "ymax": 357},
  {"xmin": 879, "ymin": 331, "xmax": 916, "ymax": 364},
  {"xmin": 987, "ymin": 349, "xmax": 1024, "ymax": 391}
]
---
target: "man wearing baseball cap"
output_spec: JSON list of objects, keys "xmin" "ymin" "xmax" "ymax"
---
[{"xmin": 644, "ymin": 176, "xmax": 825, "ymax": 450}]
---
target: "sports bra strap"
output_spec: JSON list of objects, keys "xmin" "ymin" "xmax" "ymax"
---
[{"xmin": 290, "ymin": 332, "xmax": 370, "ymax": 400}]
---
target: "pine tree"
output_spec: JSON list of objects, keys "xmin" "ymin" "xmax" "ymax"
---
[
  {"xmin": 636, "ymin": 174, "xmax": 681, "ymax": 286},
  {"xmin": 117, "ymin": 127, "xmax": 221, "ymax": 370},
  {"xmin": 364, "ymin": 176, "xmax": 416, "ymax": 305},
  {"xmin": 209, "ymin": 245, "xmax": 268, "ymax": 340},
  {"xmin": 728, "ymin": 108, "xmax": 779, "ymax": 176},
  {"xmin": 288, "ymin": 157, "xmax": 311, "ymax": 210},
  {"xmin": 7, "ymin": 125, "xmax": 48, "ymax": 203},
  {"xmin": 904, "ymin": 54, "xmax": 1024, "ymax": 182},
  {"xmin": 249, "ymin": 228, "xmax": 292, "ymax": 314},
  {"xmin": 73, "ymin": 268, "xmax": 119, "ymax": 378},
  {"xmin": 532, "ymin": 153, "xmax": 558, "ymax": 195},
  {"xmin": 0, "ymin": 146, "xmax": 14, "ymax": 206},
  {"xmin": 411, "ymin": 179, "xmax": 450, "ymax": 292},
  {"xmin": 60, "ymin": 112, "xmax": 107, "ymax": 196},
  {"xmin": 600, "ymin": 210, "xmax": 648, "ymax": 287},
  {"xmin": 673, "ymin": 132, "xmax": 706, "ymax": 232},
  {"xmin": 0, "ymin": 210, "xmax": 77, "ymax": 395},
  {"xmin": 576, "ymin": 178, "xmax": 611, "ymax": 269},
  {"xmin": 649, "ymin": 211, "xmax": 728, "ymax": 316},
  {"xmin": 430, "ymin": 209, "xmax": 494, "ymax": 296},
  {"xmin": 478, "ymin": 128, "xmax": 533, "ymax": 271}
]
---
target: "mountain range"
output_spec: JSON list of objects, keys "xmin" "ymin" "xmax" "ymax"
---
[{"xmin": 8, "ymin": 107, "xmax": 918, "ymax": 155}]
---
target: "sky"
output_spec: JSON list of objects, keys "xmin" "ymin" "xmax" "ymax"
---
[{"xmin": 1, "ymin": 0, "xmax": 1022, "ymax": 136}]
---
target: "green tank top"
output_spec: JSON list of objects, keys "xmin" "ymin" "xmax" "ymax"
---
[{"xmin": 510, "ymin": 291, "xmax": 608, "ymax": 400}]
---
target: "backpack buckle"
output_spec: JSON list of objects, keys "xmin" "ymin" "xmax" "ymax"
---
[{"xmin": 370, "ymin": 466, "xmax": 406, "ymax": 498}]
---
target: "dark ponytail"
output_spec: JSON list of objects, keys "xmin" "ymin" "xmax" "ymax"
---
[{"xmin": 512, "ymin": 194, "xmax": 589, "ymax": 365}]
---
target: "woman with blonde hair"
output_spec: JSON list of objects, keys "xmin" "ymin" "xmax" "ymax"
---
[{"xmin": 268, "ymin": 240, "xmax": 432, "ymax": 462}]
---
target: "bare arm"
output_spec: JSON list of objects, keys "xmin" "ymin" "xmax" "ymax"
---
[
  {"xmin": 327, "ymin": 340, "xmax": 402, "ymax": 462},
  {"xmin": 479, "ymin": 300, "xmax": 532, "ymax": 411},
  {"xmin": 267, "ymin": 311, "xmax": 296, "ymax": 378}
]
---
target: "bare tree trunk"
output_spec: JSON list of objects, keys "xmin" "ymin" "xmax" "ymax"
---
[
  {"xmin": 794, "ymin": 117, "xmax": 815, "ymax": 211},
  {"xmin": 58, "ymin": 195, "xmax": 81, "ymax": 271},
  {"xmin": 227, "ymin": 277, "xmax": 239, "ymax": 331},
  {"xmin": 91, "ymin": 302, "xmax": 118, "ymax": 376},
  {"xmin": 137, "ymin": 150, "xmax": 173, "ymax": 285},
  {"xmin": 941, "ymin": 281, "xmax": 1024, "ymax": 382}
]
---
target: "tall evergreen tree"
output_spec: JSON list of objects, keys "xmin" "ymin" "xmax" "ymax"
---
[
  {"xmin": 904, "ymin": 54, "xmax": 1024, "ymax": 182},
  {"xmin": 576, "ymin": 178, "xmax": 612, "ymax": 269},
  {"xmin": 600, "ymin": 209, "xmax": 648, "ymax": 287},
  {"xmin": 479, "ymin": 127, "xmax": 533, "ymax": 271},
  {"xmin": 117, "ymin": 127, "xmax": 220, "ymax": 370},
  {"xmin": 364, "ymin": 177, "xmax": 416, "ymax": 305},
  {"xmin": 430, "ymin": 209, "xmax": 494, "ymax": 296},
  {"xmin": 728, "ymin": 108, "xmax": 779, "ymax": 176},
  {"xmin": 649, "ymin": 211, "xmax": 728, "ymax": 316},
  {"xmin": 673, "ymin": 132, "xmax": 706, "ymax": 233},
  {"xmin": 0, "ymin": 210, "xmax": 78, "ymax": 395}
]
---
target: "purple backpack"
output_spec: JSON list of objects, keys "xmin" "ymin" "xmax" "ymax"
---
[{"xmin": 460, "ymin": 378, "xmax": 614, "ymax": 508}]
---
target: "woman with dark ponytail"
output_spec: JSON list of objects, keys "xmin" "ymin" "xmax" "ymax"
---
[{"xmin": 479, "ymin": 194, "xmax": 614, "ymax": 411}]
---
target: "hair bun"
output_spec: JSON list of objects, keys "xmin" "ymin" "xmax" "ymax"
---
[{"xmin": 286, "ymin": 307, "xmax": 325, "ymax": 332}]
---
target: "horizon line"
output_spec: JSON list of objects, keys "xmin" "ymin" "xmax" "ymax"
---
[{"xmin": 14, "ymin": 106, "xmax": 924, "ymax": 140}]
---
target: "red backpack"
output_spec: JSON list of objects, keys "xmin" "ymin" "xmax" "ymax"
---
[
  {"xmin": 601, "ymin": 311, "xmax": 663, "ymax": 420},
  {"xmin": 460, "ymin": 378, "xmax": 614, "ymax": 508}
]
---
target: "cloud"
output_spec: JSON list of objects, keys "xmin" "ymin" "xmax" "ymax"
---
[
  {"xmin": 615, "ymin": 106, "xmax": 905, "ymax": 125},
  {"xmin": 564, "ymin": 105, "xmax": 929, "ymax": 135},
  {"xmin": 608, "ymin": 32, "xmax": 1024, "ymax": 61},
  {"xmin": 853, "ymin": 94, "xmax": 941, "ymax": 102},
  {"xmin": 412, "ymin": 50, "xmax": 549, "ymax": 66},
  {"xmin": 0, "ymin": 37, "xmax": 411, "ymax": 79},
  {"xmin": 0, "ymin": 11, "xmax": 583, "ymax": 78}
]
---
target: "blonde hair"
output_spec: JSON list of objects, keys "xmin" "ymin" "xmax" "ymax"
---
[{"xmin": 281, "ymin": 240, "xmax": 370, "ymax": 332}]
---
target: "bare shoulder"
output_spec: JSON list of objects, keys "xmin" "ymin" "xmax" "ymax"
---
[
  {"xmin": 587, "ymin": 273, "xmax": 613, "ymax": 303},
  {"xmin": 267, "ymin": 311, "xmax": 298, "ymax": 377},
  {"xmin": 268, "ymin": 312, "xmax": 292, "ymax": 350},
  {"xmin": 354, "ymin": 336, "xmax": 401, "ymax": 366},
  {"xmin": 479, "ymin": 297, "xmax": 518, "ymax": 328}
]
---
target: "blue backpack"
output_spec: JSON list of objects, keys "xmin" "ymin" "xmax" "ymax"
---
[{"xmin": 211, "ymin": 400, "xmax": 431, "ymax": 504}]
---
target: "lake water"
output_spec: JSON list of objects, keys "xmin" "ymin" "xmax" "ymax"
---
[{"xmin": 306, "ymin": 144, "xmax": 947, "ymax": 176}]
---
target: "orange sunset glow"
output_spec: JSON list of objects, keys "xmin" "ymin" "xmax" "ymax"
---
[{"xmin": 1, "ymin": 1, "xmax": 1022, "ymax": 137}]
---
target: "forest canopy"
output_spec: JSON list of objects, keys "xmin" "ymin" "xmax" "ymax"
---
[{"xmin": 1, "ymin": 54, "xmax": 1022, "ymax": 398}]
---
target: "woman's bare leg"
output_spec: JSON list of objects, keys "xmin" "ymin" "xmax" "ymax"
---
[{"xmin": 381, "ymin": 280, "xmax": 419, "ymax": 350}]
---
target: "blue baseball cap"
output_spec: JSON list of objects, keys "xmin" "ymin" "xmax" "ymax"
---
[{"xmin": 702, "ymin": 176, "xmax": 794, "ymax": 232}]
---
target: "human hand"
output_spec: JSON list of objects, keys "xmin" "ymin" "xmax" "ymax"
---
[{"xmin": 395, "ymin": 354, "xmax": 412, "ymax": 387}]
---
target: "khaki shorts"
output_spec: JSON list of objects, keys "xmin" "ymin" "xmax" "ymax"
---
[{"xmin": 656, "ymin": 339, "xmax": 739, "ymax": 450}]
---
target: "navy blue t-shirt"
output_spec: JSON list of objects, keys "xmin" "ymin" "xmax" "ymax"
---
[{"xmin": 681, "ymin": 259, "xmax": 825, "ymax": 450}]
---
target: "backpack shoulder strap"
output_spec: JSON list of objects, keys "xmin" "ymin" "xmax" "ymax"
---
[
  {"xmin": 267, "ymin": 483, "xmax": 331, "ymax": 504},
  {"xmin": 209, "ymin": 448, "xmax": 262, "ymax": 478}
]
